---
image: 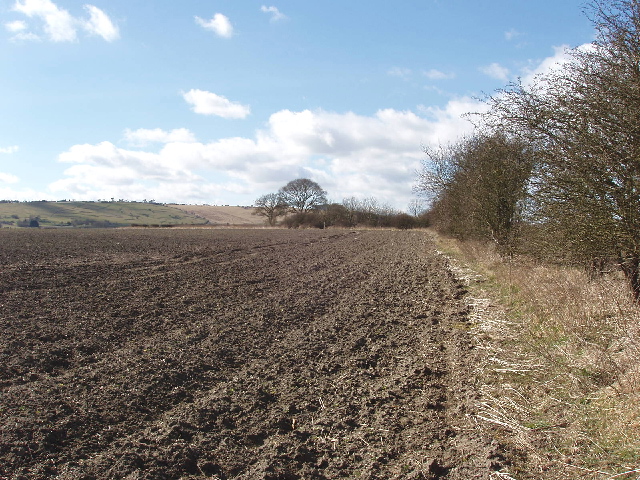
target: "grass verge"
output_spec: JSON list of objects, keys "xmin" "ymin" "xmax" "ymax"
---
[{"xmin": 429, "ymin": 231, "xmax": 640, "ymax": 479}]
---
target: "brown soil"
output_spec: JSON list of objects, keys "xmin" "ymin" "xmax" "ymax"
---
[
  {"xmin": 0, "ymin": 228, "xmax": 502, "ymax": 479},
  {"xmin": 169, "ymin": 206, "xmax": 264, "ymax": 226}
]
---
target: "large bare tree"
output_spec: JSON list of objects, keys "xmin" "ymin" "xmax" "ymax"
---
[
  {"xmin": 253, "ymin": 193, "xmax": 287, "ymax": 226},
  {"xmin": 278, "ymin": 178, "xmax": 327, "ymax": 213}
]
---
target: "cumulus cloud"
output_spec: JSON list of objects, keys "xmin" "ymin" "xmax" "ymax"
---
[
  {"xmin": 195, "ymin": 13, "xmax": 233, "ymax": 38},
  {"xmin": 5, "ymin": 20, "xmax": 27, "ymax": 32},
  {"xmin": 4, "ymin": 19, "xmax": 41, "ymax": 41},
  {"xmin": 423, "ymin": 69, "xmax": 455, "ymax": 80},
  {"xmin": 0, "ymin": 185, "xmax": 52, "ymax": 201},
  {"xmin": 51, "ymin": 140, "xmax": 240, "ymax": 203},
  {"xmin": 480, "ymin": 62, "xmax": 510, "ymax": 81},
  {"xmin": 9, "ymin": 0, "xmax": 118, "ymax": 42},
  {"xmin": 0, "ymin": 145, "xmax": 19, "ymax": 154},
  {"xmin": 81, "ymin": 5, "xmax": 119, "ymax": 41},
  {"xmin": 49, "ymin": 99, "xmax": 483, "ymax": 208},
  {"xmin": 124, "ymin": 128, "xmax": 197, "ymax": 146},
  {"xmin": 0, "ymin": 172, "xmax": 20, "ymax": 184},
  {"xmin": 520, "ymin": 44, "xmax": 574, "ymax": 86},
  {"xmin": 12, "ymin": 0, "xmax": 76, "ymax": 41},
  {"xmin": 261, "ymin": 6, "xmax": 286, "ymax": 22},
  {"xmin": 182, "ymin": 89, "xmax": 251, "ymax": 119}
]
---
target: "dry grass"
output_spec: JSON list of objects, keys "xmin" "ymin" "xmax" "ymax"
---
[{"xmin": 430, "ymin": 232, "xmax": 640, "ymax": 479}]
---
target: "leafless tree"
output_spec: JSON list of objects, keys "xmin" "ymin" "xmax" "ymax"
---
[
  {"xmin": 483, "ymin": 0, "xmax": 640, "ymax": 299},
  {"xmin": 253, "ymin": 193, "xmax": 287, "ymax": 226},
  {"xmin": 279, "ymin": 178, "xmax": 327, "ymax": 213},
  {"xmin": 407, "ymin": 199, "xmax": 426, "ymax": 217},
  {"xmin": 415, "ymin": 133, "xmax": 534, "ymax": 248}
]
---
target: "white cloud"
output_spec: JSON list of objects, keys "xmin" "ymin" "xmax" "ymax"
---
[
  {"xmin": 520, "ymin": 44, "xmax": 574, "ymax": 86},
  {"xmin": 11, "ymin": 31, "xmax": 41, "ymax": 41},
  {"xmin": 10, "ymin": 0, "xmax": 118, "ymax": 42},
  {"xmin": 182, "ymin": 89, "xmax": 251, "ymax": 119},
  {"xmin": 423, "ymin": 69, "xmax": 455, "ymax": 80},
  {"xmin": 261, "ymin": 6, "xmax": 286, "ymax": 22},
  {"xmin": 0, "ymin": 145, "xmax": 19, "ymax": 154},
  {"xmin": 0, "ymin": 186, "xmax": 52, "ymax": 201},
  {"xmin": 5, "ymin": 20, "xmax": 27, "ymax": 32},
  {"xmin": 505, "ymin": 28, "xmax": 522, "ymax": 41},
  {"xmin": 4, "ymin": 20, "xmax": 41, "ymax": 41},
  {"xmin": 480, "ymin": 62, "xmax": 510, "ymax": 81},
  {"xmin": 49, "ymin": 99, "xmax": 483, "ymax": 208},
  {"xmin": 13, "ymin": 0, "xmax": 76, "ymax": 42},
  {"xmin": 124, "ymin": 128, "xmax": 197, "ymax": 146},
  {"xmin": 388, "ymin": 67, "xmax": 412, "ymax": 79},
  {"xmin": 50, "ymin": 141, "xmax": 230, "ymax": 203},
  {"xmin": 195, "ymin": 13, "xmax": 233, "ymax": 38},
  {"xmin": 82, "ymin": 5, "xmax": 119, "ymax": 42},
  {"xmin": 0, "ymin": 172, "xmax": 20, "ymax": 184}
]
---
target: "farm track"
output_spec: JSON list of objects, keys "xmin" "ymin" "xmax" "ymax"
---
[{"xmin": 0, "ymin": 228, "xmax": 501, "ymax": 479}]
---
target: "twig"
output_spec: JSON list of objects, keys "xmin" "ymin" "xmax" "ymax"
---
[
  {"xmin": 606, "ymin": 468, "xmax": 640, "ymax": 479},
  {"xmin": 474, "ymin": 414, "xmax": 525, "ymax": 432},
  {"xmin": 558, "ymin": 461, "xmax": 611, "ymax": 476}
]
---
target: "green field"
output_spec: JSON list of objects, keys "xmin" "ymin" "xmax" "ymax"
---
[{"xmin": 0, "ymin": 201, "xmax": 209, "ymax": 228}]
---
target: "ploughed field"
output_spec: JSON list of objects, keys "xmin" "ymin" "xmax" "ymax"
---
[{"xmin": 0, "ymin": 229, "xmax": 499, "ymax": 479}]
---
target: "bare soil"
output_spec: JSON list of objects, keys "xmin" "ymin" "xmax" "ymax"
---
[{"xmin": 0, "ymin": 228, "xmax": 502, "ymax": 479}]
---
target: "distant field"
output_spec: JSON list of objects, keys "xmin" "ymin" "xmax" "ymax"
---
[
  {"xmin": 0, "ymin": 201, "xmax": 211, "ymax": 227},
  {"xmin": 170, "ymin": 204, "xmax": 264, "ymax": 226}
]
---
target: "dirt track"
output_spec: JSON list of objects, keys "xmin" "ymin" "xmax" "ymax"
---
[{"xmin": 0, "ymin": 229, "xmax": 501, "ymax": 479}]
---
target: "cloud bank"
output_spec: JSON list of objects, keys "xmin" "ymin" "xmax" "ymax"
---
[
  {"xmin": 47, "ymin": 99, "xmax": 482, "ymax": 208},
  {"xmin": 6, "ymin": 47, "xmax": 579, "ymax": 208}
]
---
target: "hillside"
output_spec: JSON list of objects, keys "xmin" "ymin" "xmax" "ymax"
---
[
  {"xmin": 170, "ymin": 204, "xmax": 264, "ymax": 226},
  {"xmin": 0, "ymin": 201, "xmax": 209, "ymax": 228}
]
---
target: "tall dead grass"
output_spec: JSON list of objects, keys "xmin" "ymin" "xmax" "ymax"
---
[{"xmin": 431, "ymin": 233, "xmax": 640, "ymax": 479}]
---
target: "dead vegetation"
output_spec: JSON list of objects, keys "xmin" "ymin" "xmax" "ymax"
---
[{"xmin": 431, "ymin": 232, "xmax": 640, "ymax": 479}]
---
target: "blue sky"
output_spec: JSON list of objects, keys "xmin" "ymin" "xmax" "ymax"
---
[{"xmin": 1, "ymin": 0, "xmax": 595, "ymax": 210}]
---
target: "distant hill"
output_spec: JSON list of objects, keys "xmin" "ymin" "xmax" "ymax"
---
[
  {"xmin": 0, "ymin": 201, "xmax": 211, "ymax": 228},
  {"xmin": 170, "ymin": 205, "xmax": 264, "ymax": 226}
]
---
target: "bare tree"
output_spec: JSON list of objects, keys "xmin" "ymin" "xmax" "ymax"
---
[
  {"xmin": 253, "ymin": 193, "xmax": 287, "ymax": 226},
  {"xmin": 407, "ymin": 199, "xmax": 426, "ymax": 217},
  {"xmin": 484, "ymin": 0, "xmax": 640, "ymax": 299},
  {"xmin": 415, "ymin": 133, "xmax": 534, "ymax": 248},
  {"xmin": 279, "ymin": 178, "xmax": 327, "ymax": 213},
  {"xmin": 341, "ymin": 196, "xmax": 361, "ymax": 227}
]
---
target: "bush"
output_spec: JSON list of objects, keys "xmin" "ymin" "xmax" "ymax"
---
[
  {"xmin": 390, "ymin": 213, "xmax": 416, "ymax": 230},
  {"xmin": 17, "ymin": 217, "xmax": 40, "ymax": 228},
  {"xmin": 283, "ymin": 211, "xmax": 325, "ymax": 229}
]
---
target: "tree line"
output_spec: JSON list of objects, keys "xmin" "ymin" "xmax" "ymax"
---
[
  {"xmin": 254, "ymin": 178, "xmax": 428, "ymax": 229},
  {"xmin": 415, "ymin": 0, "xmax": 640, "ymax": 301}
]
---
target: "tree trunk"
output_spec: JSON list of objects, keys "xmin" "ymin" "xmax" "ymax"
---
[{"xmin": 619, "ymin": 255, "xmax": 640, "ymax": 303}]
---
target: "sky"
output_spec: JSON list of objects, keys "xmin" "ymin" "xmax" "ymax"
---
[{"xmin": 0, "ymin": 0, "xmax": 596, "ymax": 210}]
